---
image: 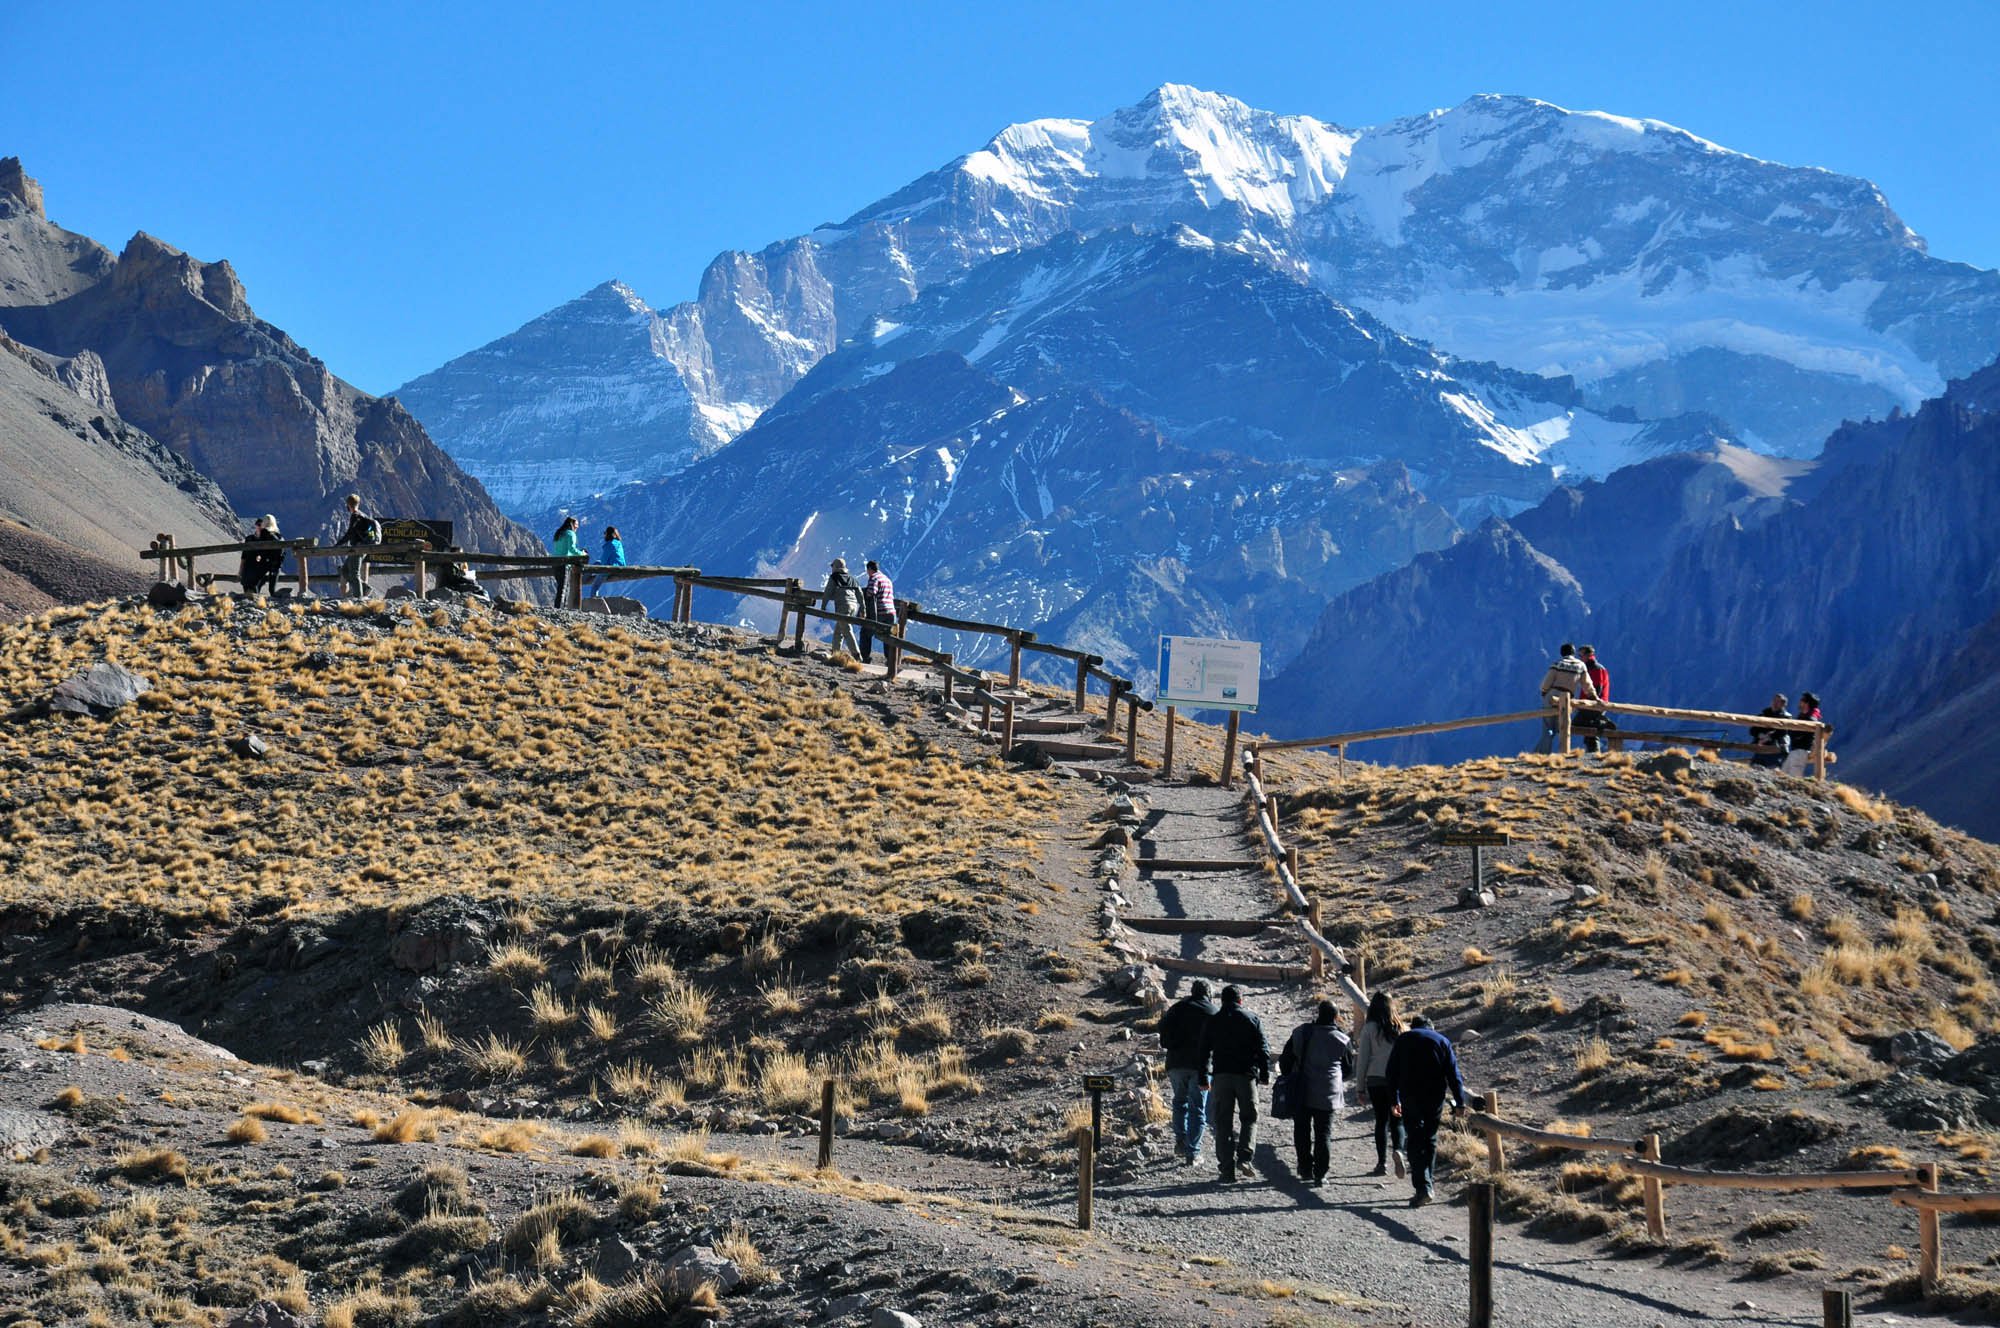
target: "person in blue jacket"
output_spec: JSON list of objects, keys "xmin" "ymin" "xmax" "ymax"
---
[
  {"xmin": 588, "ymin": 525, "xmax": 626, "ymax": 598},
  {"xmin": 1384, "ymin": 1013, "xmax": 1466, "ymax": 1207}
]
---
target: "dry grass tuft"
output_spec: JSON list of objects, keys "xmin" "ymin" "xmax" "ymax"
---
[{"xmin": 225, "ymin": 1116, "xmax": 268, "ymax": 1145}]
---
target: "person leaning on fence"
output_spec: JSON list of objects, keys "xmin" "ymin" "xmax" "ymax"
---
[
  {"xmin": 240, "ymin": 514, "xmax": 284, "ymax": 597},
  {"xmin": 1385, "ymin": 1013, "xmax": 1465, "ymax": 1207},
  {"xmin": 1157, "ymin": 979, "xmax": 1214, "ymax": 1166},
  {"xmin": 1353, "ymin": 990, "xmax": 1406, "ymax": 1178},
  {"xmin": 1198, "ymin": 985, "xmax": 1270, "ymax": 1184},
  {"xmin": 859, "ymin": 559, "xmax": 897, "ymax": 665},
  {"xmin": 822, "ymin": 558, "xmax": 865, "ymax": 658},
  {"xmin": 588, "ymin": 525, "xmax": 626, "ymax": 597},
  {"xmin": 1781, "ymin": 691, "xmax": 1825, "ymax": 775},
  {"xmin": 1278, "ymin": 1000, "xmax": 1351, "ymax": 1189},
  {"xmin": 1749, "ymin": 692, "xmax": 1792, "ymax": 769},
  {"xmin": 1535, "ymin": 642, "xmax": 1600, "ymax": 754},
  {"xmin": 550, "ymin": 516, "xmax": 584, "ymax": 560},
  {"xmin": 338, "ymin": 494, "xmax": 380, "ymax": 597},
  {"xmin": 1574, "ymin": 644, "xmax": 1615, "ymax": 754}
]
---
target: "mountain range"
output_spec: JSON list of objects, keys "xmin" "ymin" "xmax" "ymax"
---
[{"xmin": 0, "ymin": 157, "xmax": 535, "ymax": 564}]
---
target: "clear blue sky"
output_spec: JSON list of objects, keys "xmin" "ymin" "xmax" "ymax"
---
[{"xmin": 6, "ymin": 1, "xmax": 1997, "ymax": 395}]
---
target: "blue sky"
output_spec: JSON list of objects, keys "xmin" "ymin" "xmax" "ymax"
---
[{"xmin": 6, "ymin": 1, "xmax": 1997, "ymax": 394}]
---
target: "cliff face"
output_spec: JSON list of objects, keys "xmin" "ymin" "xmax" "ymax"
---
[{"xmin": 0, "ymin": 161, "xmax": 536, "ymax": 554}]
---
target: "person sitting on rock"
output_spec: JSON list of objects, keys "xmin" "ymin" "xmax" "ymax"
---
[{"xmin": 588, "ymin": 525, "xmax": 626, "ymax": 598}]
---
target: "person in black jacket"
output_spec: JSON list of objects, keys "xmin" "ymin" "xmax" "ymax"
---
[
  {"xmin": 1157, "ymin": 980, "xmax": 1214, "ymax": 1165},
  {"xmin": 1749, "ymin": 693, "xmax": 1792, "ymax": 769},
  {"xmin": 1279, "ymin": 1000, "xmax": 1351, "ymax": 1188},
  {"xmin": 1198, "ymin": 985, "xmax": 1270, "ymax": 1182},
  {"xmin": 1384, "ymin": 1013, "xmax": 1466, "ymax": 1206}
]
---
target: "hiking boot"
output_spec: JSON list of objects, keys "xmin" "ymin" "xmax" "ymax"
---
[
  {"xmin": 1409, "ymin": 1190, "xmax": 1432, "ymax": 1208},
  {"xmin": 1369, "ymin": 1161, "xmax": 1389, "ymax": 1176}
]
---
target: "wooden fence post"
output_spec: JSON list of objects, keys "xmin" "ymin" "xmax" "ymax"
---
[
  {"xmin": 1286, "ymin": 843, "xmax": 1299, "ymax": 880},
  {"xmin": 1073, "ymin": 658, "xmax": 1089, "ymax": 714},
  {"xmin": 412, "ymin": 551, "xmax": 428, "ymax": 600},
  {"xmin": 1124, "ymin": 697, "xmax": 1138, "ymax": 764},
  {"xmin": 940, "ymin": 653, "xmax": 955, "ymax": 706},
  {"xmin": 1009, "ymin": 636, "xmax": 1023, "ymax": 689},
  {"xmin": 1556, "ymin": 692, "xmax": 1573, "ymax": 754},
  {"xmin": 1077, "ymin": 1129, "xmax": 1095, "ymax": 1231},
  {"xmin": 1918, "ymin": 1162, "xmax": 1941, "ymax": 1296},
  {"xmin": 1105, "ymin": 679, "xmax": 1123, "ymax": 731},
  {"xmin": 1220, "ymin": 711, "xmax": 1240, "ymax": 789},
  {"xmin": 1468, "ymin": 1180, "xmax": 1494, "ymax": 1328},
  {"xmin": 1811, "ymin": 726, "xmax": 1830, "ymax": 781},
  {"xmin": 1821, "ymin": 1288, "xmax": 1852, "ymax": 1328},
  {"xmin": 792, "ymin": 594, "xmax": 808, "ymax": 655},
  {"xmin": 1162, "ymin": 705, "xmax": 1176, "ymax": 778},
  {"xmin": 1481, "ymin": 1091, "xmax": 1505, "ymax": 1173},
  {"xmin": 1001, "ymin": 696, "xmax": 1016, "ymax": 756},
  {"xmin": 1336, "ymin": 743, "xmax": 1346, "ymax": 782},
  {"xmin": 1641, "ymin": 1133, "xmax": 1666, "ymax": 1238},
  {"xmin": 981, "ymin": 690, "xmax": 992, "ymax": 738},
  {"xmin": 817, "ymin": 1078, "xmax": 836, "ymax": 1172}
]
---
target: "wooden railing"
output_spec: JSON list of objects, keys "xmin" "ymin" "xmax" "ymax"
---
[
  {"xmin": 1237, "ymin": 745, "xmax": 1981, "ymax": 1299},
  {"xmin": 1254, "ymin": 692, "xmax": 1836, "ymax": 780}
]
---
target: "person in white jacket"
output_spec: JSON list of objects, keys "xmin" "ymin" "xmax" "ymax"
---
[{"xmin": 1353, "ymin": 990, "xmax": 1406, "ymax": 1177}]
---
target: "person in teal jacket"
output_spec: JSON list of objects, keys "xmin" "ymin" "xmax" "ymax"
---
[
  {"xmin": 588, "ymin": 525, "xmax": 626, "ymax": 597},
  {"xmin": 550, "ymin": 516, "xmax": 584, "ymax": 559}
]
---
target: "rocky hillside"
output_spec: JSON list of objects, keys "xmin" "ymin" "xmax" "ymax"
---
[
  {"xmin": 1267, "ymin": 361, "xmax": 2000, "ymax": 839},
  {"xmin": 0, "ymin": 158, "xmax": 537, "ymax": 558}
]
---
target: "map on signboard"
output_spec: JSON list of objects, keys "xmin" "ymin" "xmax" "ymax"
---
[{"xmin": 1156, "ymin": 635, "xmax": 1261, "ymax": 712}]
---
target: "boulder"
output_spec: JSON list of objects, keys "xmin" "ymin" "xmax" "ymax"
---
[
  {"xmin": 223, "ymin": 1303, "xmax": 310, "ymax": 1328},
  {"xmin": 661, "ymin": 1244, "xmax": 743, "ymax": 1297},
  {"xmin": 386, "ymin": 896, "xmax": 498, "ymax": 973},
  {"xmin": 593, "ymin": 1237, "xmax": 644, "ymax": 1283},
  {"xmin": 146, "ymin": 579, "xmax": 190, "ymax": 609},
  {"xmin": 1861, "ymin": 1067, "xmax": 1986, "ymax": 1133},
  {"xmin": 230, "ymin": 734, "xmax": 268, "ymax": 759},
  {"xmin": 870, "ymin": 1310, "xmax": 923, "ymax": 1328},
  {"xmin": 1459, "ymin": 886, "xmax": 1498, "ymax": 909},
  {"xmin": 1883, "ymin": 1029, "xmax": 1956, "ymax": 1067},
  {"xmin": 1638, "ymin": 751, "xmax": 1695, "ymax": 780},
  {"xmin": 50, "ymin": 661, "xmax": 150, "ymax": 716},
  {"xmin": 583, "ymin": 595, "xmax": 648, "ymax": 617}
]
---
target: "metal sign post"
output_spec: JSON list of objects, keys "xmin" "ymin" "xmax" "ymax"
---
[
  {"xmin": 1082, "ymin": 1073, "xmax": 1114, "ymax": 1149},
  {"xmin": 1440, "ymin": 831, "xmax": 1511, "ymax": 897}
]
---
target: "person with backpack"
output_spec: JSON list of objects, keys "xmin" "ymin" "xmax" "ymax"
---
[
  {"xmin": 338, "ymin": 494, "xmax": 381, "ymax": 597},
  {"xmin": 1385, "ymin": 1013, "xmax": 1466, "ymax": 1207},
  {"xmin": 1749, "ymin": 692, "xmax": 1792, "ymax": 769},
  {"xmin": 1278, "ymin": 1000, "xmax": 1351, "ymax": 1188},
  {"xmin": 822, "ymin": 558, "xmax": 865, "ymax": 658},
  {"xmin": 1156, "ymin": 979, "xmax": 1214, "ymax": 1165},
  {"xmin": 860, "ymin": 559, "xmax": 897, "ymax": 665},
  {"xmin": 1535, "ymin": 642, "xmax": 1600, "ymax": 754},
  {"xmin": 1197, "ymin": 985, "xmax": 1270, "ymax": 1183},
  {"xmin": 1353, "ymin": 990, "xmax": 1406, "ymax": 1177},
  {"xmin": 587, "ymin": 525, "xmax": 626, "ymax": 598}
]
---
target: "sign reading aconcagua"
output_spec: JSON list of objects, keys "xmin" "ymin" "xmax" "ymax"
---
[{"xmin": 1158, "ymin": 636, "xmax": 1260, "ymax": 713}]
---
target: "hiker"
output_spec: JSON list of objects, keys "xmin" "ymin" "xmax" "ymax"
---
[
  {"xmin": 1749, "ymin": 692, "xmax": 1791, "ymax": 769},
  {"xmin": 551, "ymin": 516, "xmax": 584, "ymax": 560},
  {"xmin": 1278, "ymin": 1000, "xmax": 1351, "ymax": 1188},
  {"xmin": 822, "ymin": 558, "xmax": 865, "ymax": 657},
  {"xmin": 239, "ymin": 515, "xmax": 284, "ymax": 596},
  {"xmin": 587, "ymin": 525, "xmax": 626, "ymax": 597},
  {"xmin": 1575, "ymin": 645, "xmax": 1614, "ymax": 753},
  {"xmin": 859, "ymin": 559, "xmax": 897, "ymax": 665},
  {"xmin": 1197, "ymin": 985, "xmax": 1270, "ymax": 1183},
  {"xmin": 1157, "ymin": 979, "xmax": 1215, "ymax": 1165},
  {"xmin": 1353, "ymin": 990, "xmax": 1406, "ymax": 1177},
  {"xmin": 1535, "ymin": 643, "xmax": 1599, "ymax": 754},
  {"xmin": 1384, "ymin": 1013, "xmax": 1465, "ymax": 1207},
  {"xmin": 338, "ymin": 494, "xmax": 380, "ymax": 597},
  {"xmin": 1783, "ymin": 691, "xmax": 1824, "ymax": 774}
]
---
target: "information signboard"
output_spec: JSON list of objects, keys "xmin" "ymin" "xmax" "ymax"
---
[{"xmin": 1157, "ymin": 635, "xmax": 1261, "ymax": 712}]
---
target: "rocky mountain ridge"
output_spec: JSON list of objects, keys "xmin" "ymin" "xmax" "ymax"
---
[
  {"xmin": 0, "ymin": 158, "xmax": 537, "ymax": 557},
  {"xmin": 399, "ymin": 84, "xmax": 2000, "ymax": 515}
]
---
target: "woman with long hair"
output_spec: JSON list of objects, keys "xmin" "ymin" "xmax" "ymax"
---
[{"xmin": 1353, "ymin": 989, "xmax": 1406, "ymax": 1177}]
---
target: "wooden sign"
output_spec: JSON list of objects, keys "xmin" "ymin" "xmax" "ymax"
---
[
  {"xmin": 1081, "ymin": 1074, "xmax": 1116, "ymax": 1093},
  {"xmin": 379, "ymin": 517, "xmax": 453, "ymax": 550},
  {"xmin": 1441, "ymin": 832, "xmax": 1512, "ymax": 847}
]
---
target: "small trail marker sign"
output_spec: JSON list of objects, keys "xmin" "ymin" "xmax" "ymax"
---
[
  {"xmin": 1441, "ymin": 831, "xmax": 1513, "ymax": 898},
  {"xmin": 1082, "ymin": 1074, "xmax": 1114, "ymax": 1149},
  {"xmin": 1157, "ymin": 636, "xmax": 1260, "ymax": 713}
]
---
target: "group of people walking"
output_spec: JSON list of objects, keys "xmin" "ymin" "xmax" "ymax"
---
[
  {"xmin": 1159, "ymin": 982, "xmax": 1465, "ymax": 1206},
  {"xmin": 820, "ymin": 557, "xmax": 900, "ymax": 663}
]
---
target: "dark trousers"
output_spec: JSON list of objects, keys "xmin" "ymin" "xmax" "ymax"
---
[
  {"xmin": 1207, "ymin": 1073, "xmax": 1256, "ymax": 1175},
  {"xmin": 1367, "ymin": 1081, "xmax": 1405, "ymax": 1165},
  {"xmin": 859, "ymin": 612, "xmax": 890, "ymax": 662},
  {"xmin": 1292, "ymin": 1108, "xmax": 1331, "ymax": 1182},
  {"xmin": 1404, "ymin": 1098, "xmax": 1444, "ymax": 1196}
]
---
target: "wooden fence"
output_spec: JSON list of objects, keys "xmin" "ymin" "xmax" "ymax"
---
[
  {"xmin": 1236, "ymin": 747, "xmax": 1986, "ymax": 1298},
  {"xmin": 1254, "ymin": 690, "xmax": 1836, "ymax": 780}
]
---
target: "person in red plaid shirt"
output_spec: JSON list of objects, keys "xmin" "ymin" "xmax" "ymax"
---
[{"xmin": 861, "ymin": 560, "xmax": 897, "ymax": 664}]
